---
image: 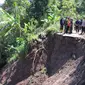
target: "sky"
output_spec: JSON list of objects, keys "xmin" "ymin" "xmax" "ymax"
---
[{"xmin": 0, "ymin": 0, "xmax": 5, "ymax": 6}]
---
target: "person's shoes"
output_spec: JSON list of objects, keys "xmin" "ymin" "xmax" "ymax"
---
[
  {"xmin": 69, "ymin": 32, "xmax": 72, "ymax": 34},
  {"xmin": 79, "ymin": 32, "xmax": 82, "ymax": 35},
  {"xmin": 62, "ymin": 32, "xmax": 65, "ymax": 34}
]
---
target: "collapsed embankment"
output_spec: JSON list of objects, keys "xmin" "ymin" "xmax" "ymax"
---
[{"xmin": 0, "ymin": 33, "xmax": 85, "ymax": 85}]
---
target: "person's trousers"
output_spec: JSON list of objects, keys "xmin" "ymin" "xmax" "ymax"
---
[
  {"xmin": 69, "ymin": 26, "xmax": 73, "ymax": 33},
  {"xmin": 65, "ymin": 26, "xmax": 69, "ymax": 33},
  {"xmin": 82, "ymin": 26, "xmax": 85, "ymax": 33}
]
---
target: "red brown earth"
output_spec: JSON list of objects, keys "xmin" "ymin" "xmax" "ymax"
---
[{"xmin": 0, "ymin": 33, "xmax": 85, "ymax": 85}]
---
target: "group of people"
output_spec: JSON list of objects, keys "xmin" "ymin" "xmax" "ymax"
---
[
  {"xmin": 60, "ymin": 17, "xmax": 85, "ymax": 34},
  {"xmin": 75, "ymin": 19, "xmax": 85, "ymax": 34}
]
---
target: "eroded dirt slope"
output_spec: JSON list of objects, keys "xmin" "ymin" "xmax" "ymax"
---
[{"xmin": 0, "ymin": 33, "xmax": 85, "ymax": 85}]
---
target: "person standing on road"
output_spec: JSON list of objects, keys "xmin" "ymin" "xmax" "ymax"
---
[
  {"xmin": 75, "ymin": 19, "xmax": 80, "ymax": 33},
  {"xmin": 64, "ymin": 17, "xmax": 68, "ymax": 33},
  {"xmin": 60, "ymin": 18, "xmax": 64, "ymax": 32},
  {"xmin": 69, "ymin": 19, "xmax": 73, "ymax": 34},
  {"xmin": 81, "ymin": 18, "xmax": 85, "ymax": 34},
  {"xmin": 67, "ymin": 17, "xmax": 71, "ymax": 33},
  {"xmin": 79, "ymin": 19, "xmax": 82, "ymax": 29}
]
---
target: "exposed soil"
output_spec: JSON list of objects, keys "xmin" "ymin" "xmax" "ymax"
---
[{"xmin": 0, "ymin": 33, "xmax": 85, "ymax": 85}]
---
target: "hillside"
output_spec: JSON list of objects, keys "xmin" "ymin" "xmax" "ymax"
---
[{"xmin": 0, "ymin": 33, "xmax": 85, "ymax": 85}]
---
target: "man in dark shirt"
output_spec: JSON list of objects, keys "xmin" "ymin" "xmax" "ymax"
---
[
  {"xmin": 75, "ymin": 19, "xmax": 80, "ymax": 33},
  {"xmin": 60, "ymin": 18, "xmax": 64, "ymax": 32}
]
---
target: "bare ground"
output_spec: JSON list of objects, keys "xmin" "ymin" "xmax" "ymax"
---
[{"xmin": 0, "ymin": 33, "xmax": 85, "ymax": 85}]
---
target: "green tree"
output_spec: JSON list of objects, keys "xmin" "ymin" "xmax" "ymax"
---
[
  {"xmin": 3, "ymin": 0, "xmax": 30, "ymax": 27},
  {"xmin": 61, "ymin": 0, "xmax": 76, "ymax": 17},
  {"xmin": 76, "ymin": 0, "xmax": 85, "ymax": 15},
  {"xmin": 28, "ymin": 0, "xmax": 48, "ymax": 21}
]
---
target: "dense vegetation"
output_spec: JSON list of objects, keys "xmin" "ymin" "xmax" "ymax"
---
[{"xmin": 0, "ymin": 0, "xmax": 85, "ymax": 68}]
